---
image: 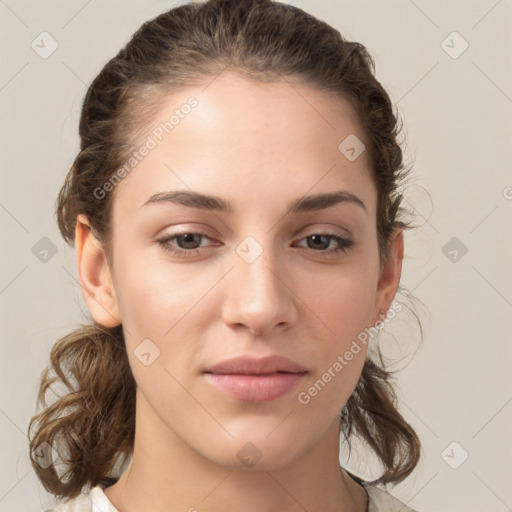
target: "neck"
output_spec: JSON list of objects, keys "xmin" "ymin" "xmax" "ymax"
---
[{"xmin": 104, "ymin": 390, "xmax": 367, "ymax": 512}]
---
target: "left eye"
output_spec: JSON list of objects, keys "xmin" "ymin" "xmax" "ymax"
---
[
  {"xmin": 295, "ymin": 233, "xmax": 353, "ymax": 254},
  {"xmin": 156, "ymin": 232, "xmax": 353, "ymax": 257}
]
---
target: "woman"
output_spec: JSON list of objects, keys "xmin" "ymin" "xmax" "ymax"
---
[{"xmin": 28, "ymin": 0, "xmax": 422, "ymax": 510}]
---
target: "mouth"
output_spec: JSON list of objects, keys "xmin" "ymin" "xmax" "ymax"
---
[
  {"xmin": 205, "ymin": 354, "xmax": 307, "ymax": 375},
  {"xmin": 203, "ymin": 355, "xmax": 308, "ymax": 403},
  {"xmin": 203, "ymin": 371, "xmax": 307, "ymax": 403}
]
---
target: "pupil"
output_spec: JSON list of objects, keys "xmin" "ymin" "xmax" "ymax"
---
[
  {"xmin": 310, "ymin": 234, "xmax": 328, "ymax": 249},
  {"xmin": 180, "ymin": 233, "xmax": 199, "ymax": 248}
]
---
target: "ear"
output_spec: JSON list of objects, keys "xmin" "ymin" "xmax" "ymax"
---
[
  {"xmin": 75, "ymin": 214, "xmax": 121, "ymax": 327},
  {"xmin": 372, "ymin": 227, "xmax": 404, "ymax": 324}
]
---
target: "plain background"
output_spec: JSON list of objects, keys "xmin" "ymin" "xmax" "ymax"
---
[{"xmin": 1, "ymin": 0, "xmax": 511, "ymax": 510}]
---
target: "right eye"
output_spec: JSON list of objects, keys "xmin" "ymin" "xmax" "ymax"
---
[{"xmin": 156, "ymin": 231, "xmax": 217, "ymax": 257}]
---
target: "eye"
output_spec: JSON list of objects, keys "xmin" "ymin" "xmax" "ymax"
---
[
  {"xmin": 156, "ymin": 231, "xmax": 216, "ymax": 257},
  {"xmin": 294, "ymin": 233, "xmax": 353, "ymax": 256},
  {"xmin": 156, "ymin": 231, "xmax": 353, "ymax": 258}
]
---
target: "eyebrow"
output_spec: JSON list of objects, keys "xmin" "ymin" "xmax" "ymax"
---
[{"xmin": 141, "ymin": 189, "xmax": 367, "ymax": 215}]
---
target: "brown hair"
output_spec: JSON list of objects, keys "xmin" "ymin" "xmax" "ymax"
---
[{"xmin": 28, "ymin": 0, "xmax": 421, "ymax": 501}]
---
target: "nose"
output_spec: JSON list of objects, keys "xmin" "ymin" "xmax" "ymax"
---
[{"xmin": 222, "ymin": 241, "xmax": 298, "ymax": 336}]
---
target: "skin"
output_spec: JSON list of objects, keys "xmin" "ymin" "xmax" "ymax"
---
[{"xmin": 75, "ymin": 72, "xmax": 403, "ymax": 512}]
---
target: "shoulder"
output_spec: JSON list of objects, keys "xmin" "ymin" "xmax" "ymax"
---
[
  {"xmin": 365, "ymin": 483, "xmax": 419, "ymax": 512},
  {"xmin": 43, "ymin": 486, "xmax": 118, "ymax": 512}
]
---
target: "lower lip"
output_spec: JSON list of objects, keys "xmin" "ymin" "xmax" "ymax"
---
[{"xmin": 204, "ymin": 372, "xmax": 307, "ymax": 403}]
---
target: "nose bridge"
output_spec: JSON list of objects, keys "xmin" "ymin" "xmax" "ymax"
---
[{"xmin": 223, "ymin": 233, "xmax": 296, "ymax": 334}]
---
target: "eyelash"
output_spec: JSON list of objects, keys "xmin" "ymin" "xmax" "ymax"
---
[{"xmin": 156, "ymin": 231, "xmax": 354, "ymax": 258}]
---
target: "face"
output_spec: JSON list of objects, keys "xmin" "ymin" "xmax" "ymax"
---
[{"xmin": 77, "ymin": 72, "xmax": 402, "ymax": 471}]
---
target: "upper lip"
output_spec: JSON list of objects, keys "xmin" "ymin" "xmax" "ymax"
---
[{"xmin": 205, "ymin": 355, "xmax": 307, "ymax": 375}]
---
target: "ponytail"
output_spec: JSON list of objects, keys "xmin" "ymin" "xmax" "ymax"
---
[{"xmin": 27, "ymin": 323, "xmax": 135, "ymax": 500}]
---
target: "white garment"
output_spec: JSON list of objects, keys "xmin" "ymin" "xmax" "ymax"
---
[{"xmin": 45, "ymin": 481, "xmax": 418, "ymax": 512}]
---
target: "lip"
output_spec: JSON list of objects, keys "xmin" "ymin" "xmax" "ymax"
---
[
  {"xmin": 205, "ymin": 354, "xmax": 307, "ymax": 375},
  {"xmin": 204, "ymin": 355, "xmax": 308, "ymax": 403},
  {"xmin": 204, "ymin": 373, "xmax": 307, "ymax": 403}
]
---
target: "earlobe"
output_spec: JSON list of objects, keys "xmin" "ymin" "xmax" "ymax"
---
[
  {"xmin": 75, "ymin": 214, "xmax": 121, "ymax": 327},
  {"xmin": 373, "ymin": 228, "xmax": 404, "ymax": 323}
]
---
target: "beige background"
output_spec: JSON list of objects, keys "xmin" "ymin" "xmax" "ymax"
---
[{"xmin": 1, "ymin": 0, "xmax": 511, "ymax": 510}]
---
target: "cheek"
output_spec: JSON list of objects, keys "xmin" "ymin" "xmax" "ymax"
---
[
  {"xmin": 299, "ymin": 264, "xmax": 378, "ymax": 342},
  {"xmin": 111, "ymin": 253, "xmax": 212, "ymax": 383},
  {"xmin": 113, "ymin": 252, "xmax": 196, "ymax": 334},
  {"xmin": 293, "ymin": 260, "xmax": 378, "ymax": 403},
  {"xmin": 299, "ymin": 230, "xmax": 380, "ymax": 333},
  {"xmin": 295, "ymin": 279, "xmax": 372, "ymax": 415}
]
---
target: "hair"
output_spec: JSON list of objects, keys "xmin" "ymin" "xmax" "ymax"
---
[{"xmin": 28, "ymin": 0, "xmax": 422, "ymax": 501}]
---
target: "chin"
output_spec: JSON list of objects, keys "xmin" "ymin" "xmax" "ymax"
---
[{"xmin": 199, "ymin": 435, "xmax": 304, "ymax": 473}]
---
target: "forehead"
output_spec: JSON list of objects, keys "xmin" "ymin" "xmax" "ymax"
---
[{"xmin": 110, "ymin": 72, "xmax": 375, "ymax": 217}]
